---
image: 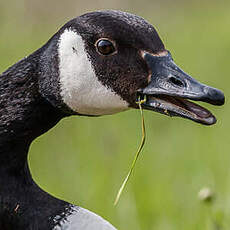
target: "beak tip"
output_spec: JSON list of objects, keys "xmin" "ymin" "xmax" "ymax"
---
[
  {"xmin": 202, "ymin": 86, "xmax": 225, "ymax": 106},
  {"xmin": 218, "ymin": 92, "xmax": 225, "ymax": 106},
  {"xmin": 209, "ymin": 88, "xmax": 225, "ymax": 106}
]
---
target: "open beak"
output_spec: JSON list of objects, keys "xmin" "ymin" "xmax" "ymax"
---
[{"xmin": 138, "ymin": 51, "xmax": 225, "ymax": 125}]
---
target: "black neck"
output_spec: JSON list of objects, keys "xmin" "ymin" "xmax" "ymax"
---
[
  {"xmin": 0, "ymin": 50, "xmax": 66, "ymax": 182},
  {"xmin": 0, "ymin": 47, "xmax": 68, "ymax": 172},
  {"xmin": 0, "ymin": 50, "xmax": 74, "ymax": 228}
]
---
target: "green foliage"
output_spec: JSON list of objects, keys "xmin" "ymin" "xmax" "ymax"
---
[{"xmin": 1, "ymin": 1, "xmax": 230, "ymax": 229}]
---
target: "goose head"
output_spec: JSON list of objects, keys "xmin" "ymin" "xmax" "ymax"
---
[{"xmin": 41, "ymin": 10, "xmax": 224, "ymax": 125}]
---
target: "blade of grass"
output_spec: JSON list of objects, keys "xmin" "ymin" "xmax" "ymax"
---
[{"xmin": 114, "ymin": 97, "xmax": 146, "ymax": 206}]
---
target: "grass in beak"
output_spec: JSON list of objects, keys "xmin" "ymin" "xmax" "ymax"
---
[{"xmin": 114, "ymin": 96, "xmax": 146, "ymax": 206}]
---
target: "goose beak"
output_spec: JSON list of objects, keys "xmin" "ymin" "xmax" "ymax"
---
[{"xmin": 138, "ymin": 51, "xmax": 225, "ymax": 125}]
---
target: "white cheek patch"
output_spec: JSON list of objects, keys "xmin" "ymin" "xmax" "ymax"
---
[{"xmin": 58, "ymin": 29, "xmax": 129, "ymax": 115}]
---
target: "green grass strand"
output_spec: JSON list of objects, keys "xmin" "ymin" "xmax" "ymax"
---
[{"xmin": 114, "ymin": 97, "xmax": 146, "ymax": 206}]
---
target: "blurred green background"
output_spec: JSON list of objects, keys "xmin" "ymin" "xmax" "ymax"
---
[{"xmin": 0, "ymin": 0, "xmax": 230, "ymax": 229}]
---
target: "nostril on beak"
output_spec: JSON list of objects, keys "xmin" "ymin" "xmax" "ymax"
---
[{"xmin": 168, "ymin": 76, "xmax": 184, "ymax": 87}]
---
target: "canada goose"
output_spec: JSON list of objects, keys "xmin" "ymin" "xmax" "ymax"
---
[{"xmin": 0, "ymin": 10, "xmax": 224, "ymax": 229}]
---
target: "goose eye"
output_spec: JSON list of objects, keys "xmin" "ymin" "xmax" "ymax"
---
[{"xmin": 96, "ymin": 39, "xmax": 116, "ymax": 55}]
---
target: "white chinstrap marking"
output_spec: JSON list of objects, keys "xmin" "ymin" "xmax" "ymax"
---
[{"xmin": 58, "ymin": 29, "xmax": 129, "ymax": 115}]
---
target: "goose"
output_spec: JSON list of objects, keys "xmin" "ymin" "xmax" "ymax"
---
[{"xmin": 0, "ymin": 10, "xmax": 224, "ymax": 229}]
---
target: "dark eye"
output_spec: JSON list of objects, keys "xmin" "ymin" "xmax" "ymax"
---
[{"xmin": 96, "ymin": 39, "xmax": 116, "ymax": 55}]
